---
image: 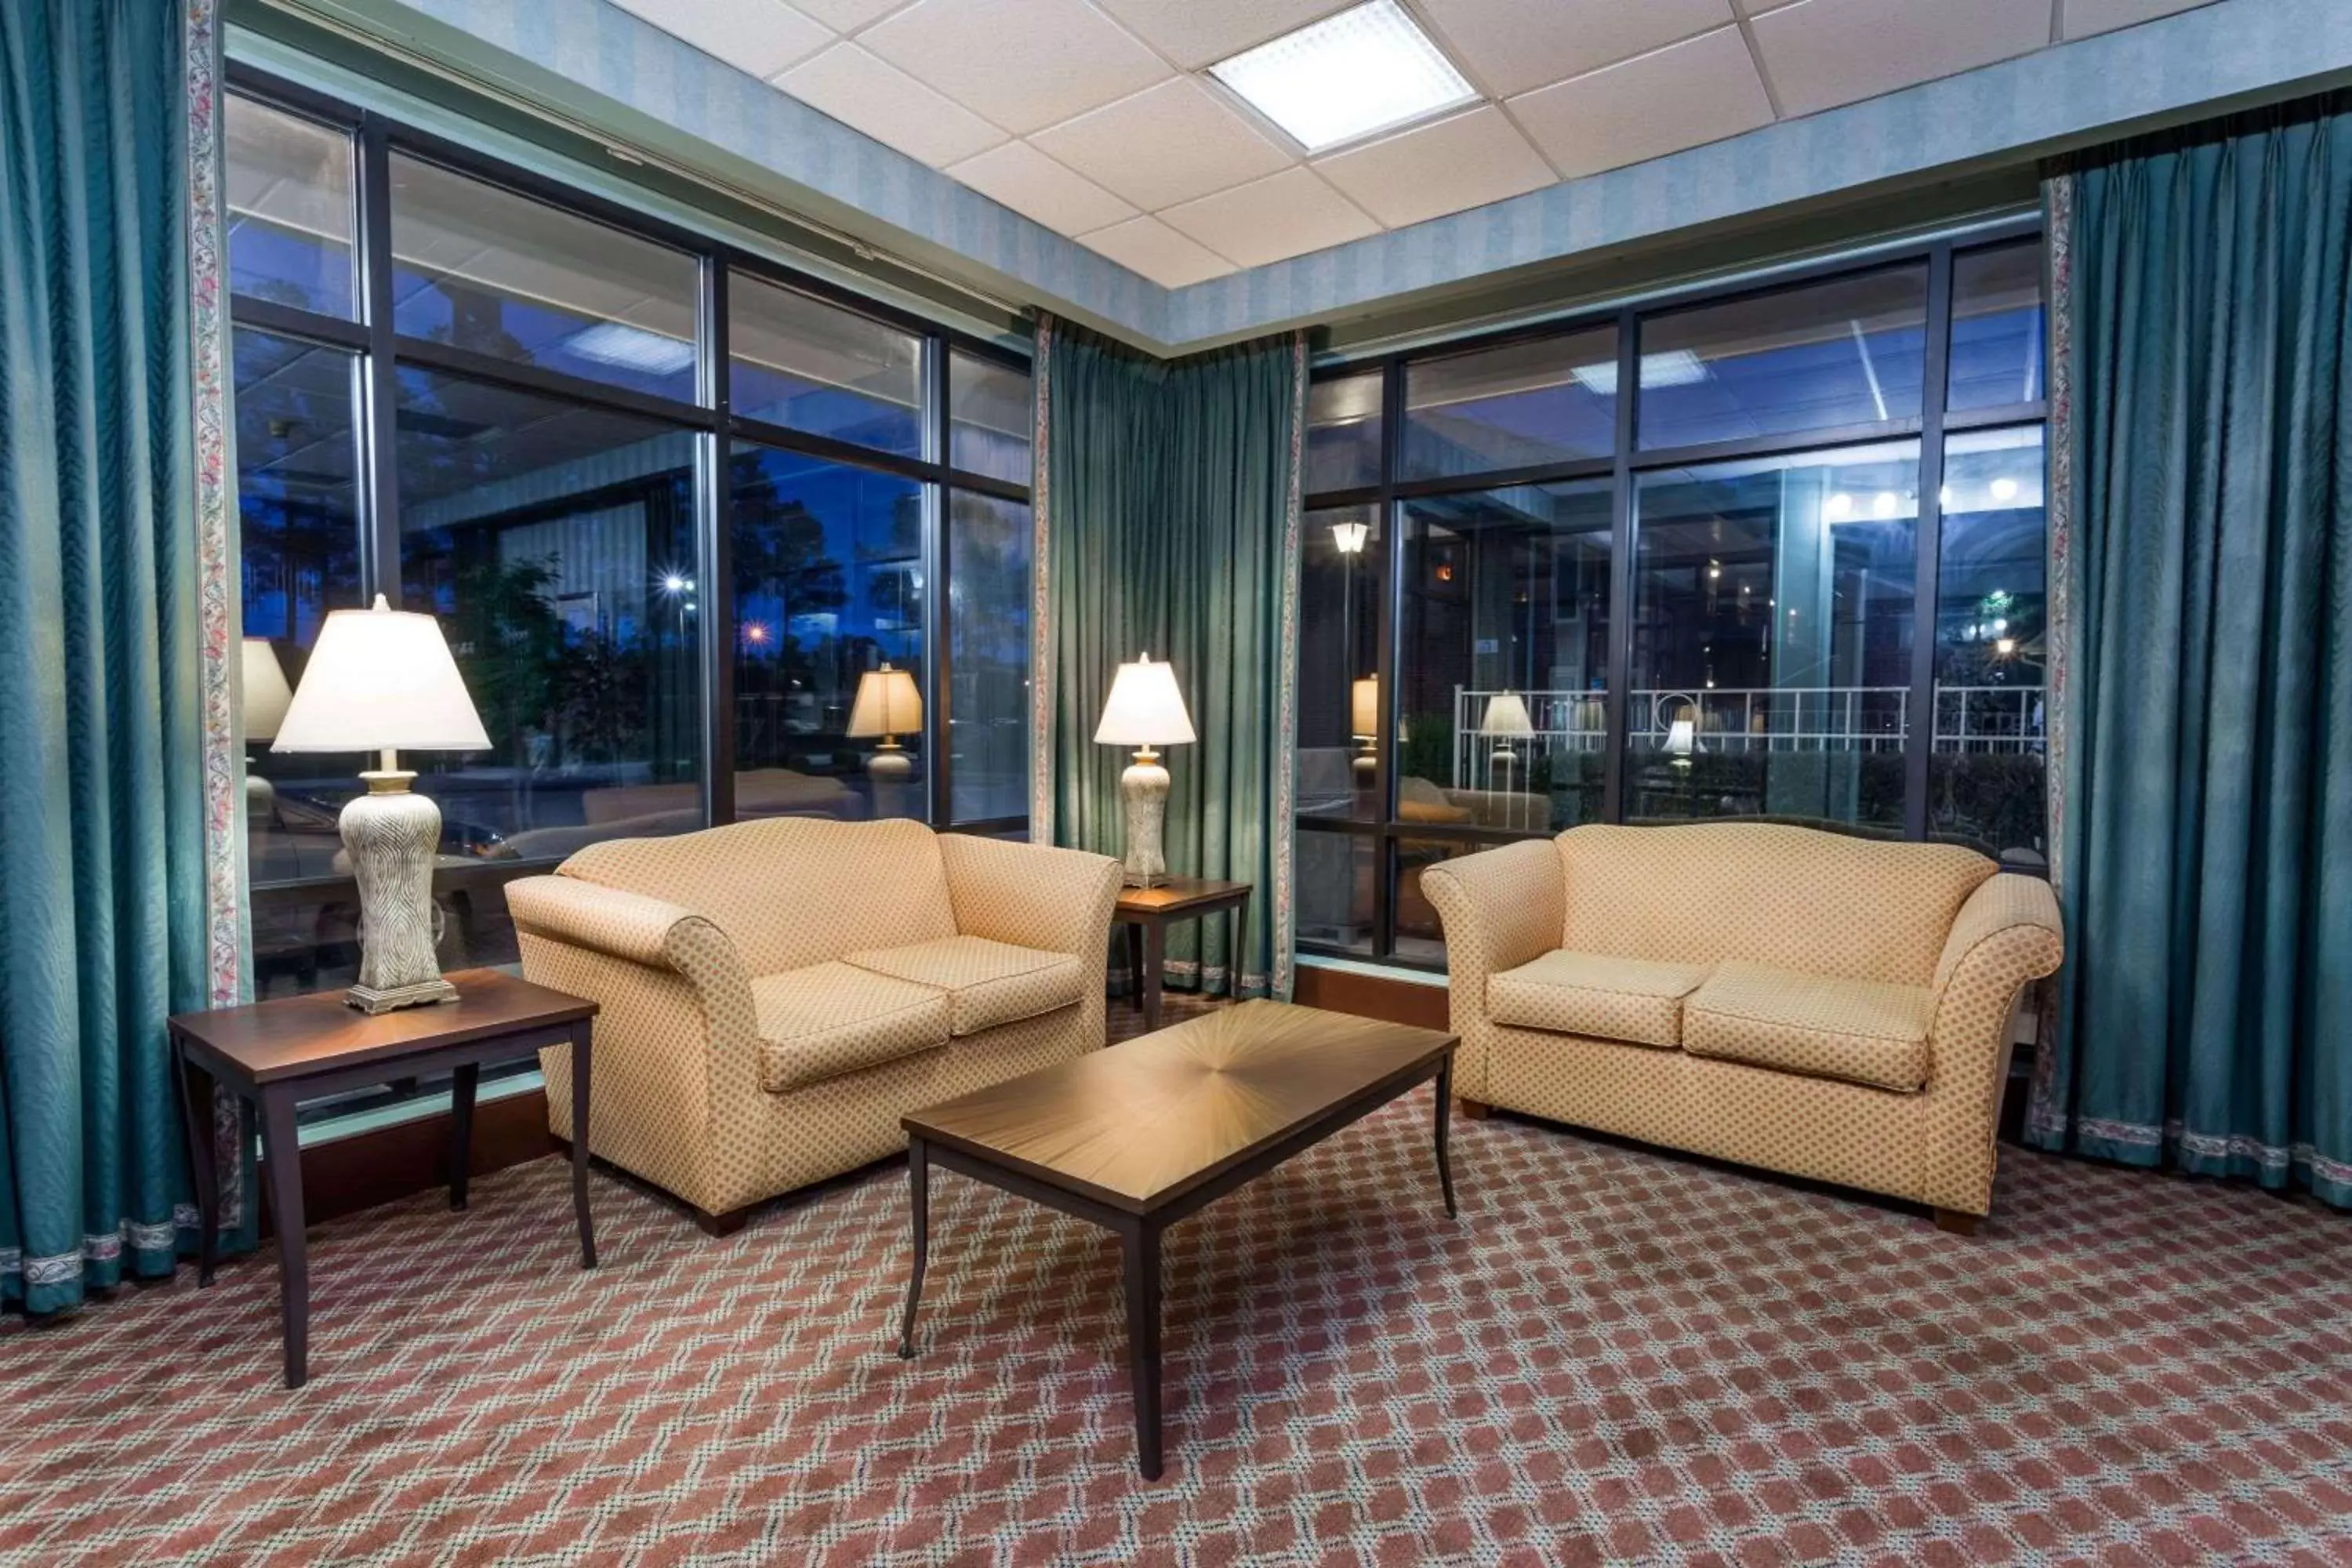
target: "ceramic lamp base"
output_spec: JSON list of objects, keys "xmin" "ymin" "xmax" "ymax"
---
[
  {"xmin": 1120, "ymin": 750, "xmax": 1171, "ymax": 888},
  {"xmin": 866, "ymin": 746, "xmax": 915, "ymax": 779},
  {"xmin": 339, "ymin": 771, "xmax": 456, "ymax": 1013}
]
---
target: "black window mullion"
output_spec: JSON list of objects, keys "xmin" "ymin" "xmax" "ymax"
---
[
  {"xmin": 355, "ymin": 114, "xmax": 401, "ymax": 604},
  {"xmin": 1373, "ymin": 355, "xmax": 1405, "ymax": 960},
  {"xmin": 924, "ymin": 336, "xmax": 952, "ymax": 827},
  {"xmin": 1604, "ymin": 305, "xmax": 1638, "ymax": 824},
  {"xmin": 1906, "ymin": 243, "xmax": 1957, "ymax": 842},
  {"xmin": 699, "ymin": 258, "xmax": 736, "ymax": 829}
]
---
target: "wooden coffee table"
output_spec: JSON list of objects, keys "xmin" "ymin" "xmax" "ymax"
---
[{"xmin": 895, "ymin": 1000, "xmax": 1458, "ymax": 1479}]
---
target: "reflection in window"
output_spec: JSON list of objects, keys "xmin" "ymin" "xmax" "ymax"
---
[
  {"xmin": 948, "ymin": 491, "xmax": 1031, "ymax": 822},
  {"xmin": 1949, "ymin": 241, "xmax": 2046, "ymax": 412},
  {"xmin": 1305, "ymin": 372, "xmax": 1382, "ymax": 492},
  {"xmin": 389, "ymin": 154, "xmax": 699, "ymax": 400},
  {"xmin": 732, "ymin": 273, "xmax": 923, "ymax": 457},
  {"xmin": 1297, "ymin": 506, "xmax": 1385, "ymax": 824},
  {"xmin": 948, "ymin": 353, "xmax": 1033, "ymax": 485},
  {"xmin": 1294, "ymin": 829, "xmax": 1375, "ymax": 956},
  {"xmin": 1638, "ymin": 265, "xmax": 1928, "ymax": 449},
  {"xmin": 732, "ymin": 445, "xmax": 925, "ymax": 822},
  {"xmin": 225, "ymin": 95, "xmax": 354, "ymax": 317},
  {"xmin": 1403, "ymin": 325, "xmax": 1617, "ymax": 480},
  {"xmin": 1400, "ymin": 481, "xmax": 1611, "ymax": 833},
  {"xmin": 394, "ymin": 368, "xmax": 702, "ymax": 856},
  {"xmin": 1629, "ymin": 443, "xmax": 1919, "ymax": 833},
  {"xmin": 1933, "ymin": 426, "xmax": 2047, "ymax": 863},
  {"xmin": 1392, "ymin": 837, "xmax": 1477, "ymax": 964}
]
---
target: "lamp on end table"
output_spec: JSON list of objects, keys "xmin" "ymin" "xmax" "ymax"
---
[
  {"xmin": 270, "ymin": 593, "xmax": 490, "ymax": 1013},
  {"xmin": 1094, "ymin": 652, "xmax": 1196, "ymax": 888}
]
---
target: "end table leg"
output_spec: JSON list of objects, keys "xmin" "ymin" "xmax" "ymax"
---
[
  {"xmin": 448, "ymin": 1063, "xmax": 477, "ymax": 1211},
  {"xmin": 1142, "ymin": 921, "xmax": 1166, "ymax": 1033},
  {"xmin": 172, "ymin": 1044, "xmax": 221, "ymax": 1287},
  {"xmin": 260, "ymin": 1088, "xmax": 308, "ymax": 1388},
  {"xmin": 570, "ymin": 1024, "xmax": 597, "ymax": 1269},
  {"xmin": 1435, "ymin": 1054, "xmax": 1457, "ymax": 1219},
  {"xmin": 1124, "ymin": 923, "xmax": 1144, "ymax": 1016},
  {"xmin": 898, "ymin": 1137, "xmax": 930, "ymax": 1359},
  {"xmin": 1123, "ymin": 1220, "xmax": 1164, "ymax": 1480},
  {"xmin": 1232, "ymin": 895, "xmax": 1250, "ymax": 1000}
]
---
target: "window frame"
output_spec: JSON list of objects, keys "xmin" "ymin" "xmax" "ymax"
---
[
  {"xmin": 1298, "ymin": 218, "xmax": 2049, "ymax": 971},
  {"xmin": 227, "ymin": 61, "xmax": 1036, "ymax": 908}
]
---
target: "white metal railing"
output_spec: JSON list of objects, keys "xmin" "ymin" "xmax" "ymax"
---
[{"xmin": 1447, "ymin": 684, "xmax": 2044, "ymax": 791}]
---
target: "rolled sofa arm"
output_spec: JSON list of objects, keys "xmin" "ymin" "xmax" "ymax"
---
[
  {"xmin": 1421, "ymin": 838, "xmax": 1566, "ymax": 1003},
  {"xmin": 504, "ymin": 875, "xmax": 744, "ymax": 977},
  {"xmin": 938, "ymin": 834, "xmax": 1123, "ymax": 956},
  {"xmin": 1932, "ymin": 872, "xmax": 2064, "ymax": 1026}
]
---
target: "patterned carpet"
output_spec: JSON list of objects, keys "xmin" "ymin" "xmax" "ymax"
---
[{"xmin": 6, "ymin": 1033, "xmax": 2352, "ymax": 1565}]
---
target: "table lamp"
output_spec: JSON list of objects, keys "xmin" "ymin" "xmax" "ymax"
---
[
  {"xmin": 1094, "ymin": 652, "xmax": 1195, "ymax": 887},
  {"xmin": 1482, "ymin": 691, "xmax": 1534, "ymax": 775},
  {"xmin": 848, "ymin": 662, "xmax": 922, "ymax": 779},
  {"xmin": 271, "ymin": 595, "xmax": 490, "ymax": 1013},
  {"xmin": 241, "ymin": 637, "xmax": 294, "ymax": 820},
  {"xmin": 1350, "ymin": 677, "xmax": 1378, "ymax": 778}
]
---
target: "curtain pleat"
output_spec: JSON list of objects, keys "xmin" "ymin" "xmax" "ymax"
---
[
  {"xmin": 0, "ymin": 0, "xmax": 247, "ymax": 1315},
  {"xmin": 1037, "ymin": 318, "xmax": 1304, "ymax": 1000},
  {"xmin": 2031, "ymin": 92, "xmax": 2352, "ymax": 1208}
]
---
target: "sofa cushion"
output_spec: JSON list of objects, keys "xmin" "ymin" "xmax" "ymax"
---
[
  {"xmin": 751, "ymin": 962, "xmax": 952, "ymax": 1093},
  {"xmin": 1488, "ymin": 950, "xmax": 1712, "ymax": 1048},
  {"xmin": 844, "ymin": 935, "xmax": 1085, "ymax": 1037},
  {"xmin": 1683, "ymin": 960, "xmax": 1933, "ymax": 1092}
]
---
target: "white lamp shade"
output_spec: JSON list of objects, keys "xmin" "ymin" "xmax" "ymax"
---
[
  {"xmin": 1667, "ymin": 718, "xmax": 1697, "ymax": 756},
  {"xmin": 1481, "ymin": 692, "xmax": 1534, "ymax": 737},
  {"xmin": 1094, "ymin": 654, "xmax": 1196, "ymax": 747},
  {"xmin": 270, "ymin": 595, "xmax": 491, "ymax": 754},
  {"xmin": 241, "ymin": 637, "xmax": 294, "ymax": 742},
  {"xmin": 847, "ymin": 663, "xmax": 922, "ymax": 736},
  {"xmin": 1350, "ymin": 677, "xmax": 1378, "ymax": 739}
]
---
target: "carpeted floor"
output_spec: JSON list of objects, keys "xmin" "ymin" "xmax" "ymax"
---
[{"xmin": 5, "ymin": 1034, "xmax": 2352, "ymax": 1566}]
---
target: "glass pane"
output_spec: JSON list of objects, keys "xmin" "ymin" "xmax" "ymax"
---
[
  {"xmin": 1949, "ymin": 241, "xmax": 2046, "ymax": 412},
  {"xmin": 1403, "ymin": 325, "xmax": 1617, "ymax": 480},
  {"xmin": 235, "ymin": 328, "xmax": 365, "ymax": 914},
  {"xmin": 1932, "ymin": 426, "xmax": 2048, "ymax": 863},
  {"xmin": 1628, "ymin": 441, "xmax": 1919, "ymax": 833},
  {"xmin": 389, "ymin": 154, "xmax": 699, "ymax": 400},
  {"xmin": 732, "ymin": 273, "xmax": 923, "ymax": 457},
  {"xmin": 1392, "ymin": 837, "xmax": 1483, "ymax": 964},
  {"xmin": 225, "ymin": 96, "xmax": 355, "ymax": 317},
  {"xmin": 949, "ymin": 353, "xmax": 1033, "ymax": 486},
  {"xmin": 732, "ymin": 444, "xmax": 927, "ymax": 821},
  {"xmin": 1399, "ymin": 481, "xmax": 1613, "ymax": 834},
  {"xmin": 1305, "ymin": 372, "xmax": 1382, "ymax": 492},
  {"xmin": 1297, "ymin": 505, "xmax": 1385, "ymax": 824},
  {"xmin": 1295, "ymin": 829, "xmax": 1376, "ymax": 956},
  {"xmin": 949, "ymin": 491, "xmax": 1031, "ymax": 822},
  {"xmin": 1638, "ymin": 264, "xmax": 1929, "ymax": 450},
  {"xmin": 394, "ymin": 367, "xmax": 703, "ymax": 855}
]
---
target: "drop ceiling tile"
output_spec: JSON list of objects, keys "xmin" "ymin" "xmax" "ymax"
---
[
  {"xmin": 1751, "ymin": 0, "xmax": 2053, "ymax": 119},
  {"xmin": 1030, "ymin": 78, "xmax": 1294, "ymax": 212},
  {"xmin": 1159, "ymin": 168, "xmax": 1379, "ymax": 267},
  {"xmin": 2063, "ymin": 0, "xmax": 2216, "ymax": 39},
  {"xmin": 1075, "ymin": 216, "xmax": 1236, "ymax": 289},
  {"xmin": 609, "ymin": 0, "xmax": 834, "ymax": 79},
  {"xmin": 791, "ymin": 0, "xmax": 908, "ymax": 28},
  {"xmin": 775, "ymin": 44, "xmax": 1007, "ymax": 166},
  {"xmin": 946, "ymin": 141, "xmax": 1139, "ymax": 235},
  {"xmin": 1734, "ymin": 0, "xmax": 1805, "ymax": 12},
  {"xmin": 1419, "ymin": 0, "xmax": 1736, "ymax": 99},
  {"xmin": 1312, "ymin": 104, "xmax": 1555, "ymax": 228},
  {"xmin": 1507, "ymin": 27, "xmax": 1773, "ymax": 180},
  {"xmin": 1091, "ymin": 0, "xmax": 1356, "ymax": 71},
  {"xmin": 860, "ymin": 0, "xmax": 1171, "ymax": 136}
]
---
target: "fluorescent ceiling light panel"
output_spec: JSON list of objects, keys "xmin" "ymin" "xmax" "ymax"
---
[
  {"xmin": 1208, "ymin": 0, "xmax": 1477, "ymax": 154},
  {"xmin": 565, "ymin": 321, "xmax": 695, "ymax": 376},
  {"xmin": 1569, "ymin": 350, "xmax": 1709, "ymax": 397}
]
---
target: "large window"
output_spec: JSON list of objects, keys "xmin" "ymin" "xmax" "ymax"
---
[
  {"xmin": 225, "ymin": 75, "xmax": 1033, "ymax": 1122},
  {"xmin": 1299, "ymin": 227, "xmax": 2049, "ymax": 966}
]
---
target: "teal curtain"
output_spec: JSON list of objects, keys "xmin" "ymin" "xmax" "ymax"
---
[
  {"xmin": 1039, "ymin": 319, "xmax": 1304, "ymax": 999},
  {"xmin": 2031, "ymin": 93, "xmax": 2352, "ymax": 1207},
  {"xmin": 0, "ymin": 0, "xmax": 230, "ymax": 1312}
]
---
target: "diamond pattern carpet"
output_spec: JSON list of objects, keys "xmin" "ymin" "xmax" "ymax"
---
[{"xmin": 5, "ymin": 1047, "xmax": 2352, "ymax": 1563}]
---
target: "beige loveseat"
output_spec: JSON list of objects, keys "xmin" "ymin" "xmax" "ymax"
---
[
  {"xmin": 506, "ymin": 818, "xmax": 1121, "ymax": 1231},
  {"xmin": 1423, "ymin": 822, "xmax": 2063, "ymax": 1229}
]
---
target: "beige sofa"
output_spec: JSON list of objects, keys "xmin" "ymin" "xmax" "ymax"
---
[
  {"xmin": 1423, "ymin": 822, "xmax": 2063, "ymax": 1229},
  {"xmin": 506, "ymin": 818, "xmax": 1121, "ymax": 1231}
]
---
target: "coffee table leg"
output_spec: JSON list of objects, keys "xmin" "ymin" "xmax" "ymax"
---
[
  {"xmin": 260, "ymin": 1086, "xmax": 309, "ymax": 1388},
  {"xmin": 898, "ymin": 1137, "xmax": 929, "ymax": 1359},
  {"xmin": 172, "ymin": 1043, "xmax": 221, "ymax": 1287},
  {"xmin": 570, "ymin": 1023, "xmax": 597, "ymax": 1269},
  {"xmin": 1122, "ymin": 1219, "xmax": 1164, "ymax": 1480},
  {"xmin": 1435, "ymin": 1054, "xmax": 1457, "ymax": 1219}
]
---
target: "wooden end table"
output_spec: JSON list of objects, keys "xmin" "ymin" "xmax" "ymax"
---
[
  {"xmin": 897, "ymin": 1000, "xmax": 1457, "ymax": 1479},
  {"xmin": 1112, "ymin": 877, "xmax": 1252, "ymax": 1030},
  {"xmin": 169, "ymin": 968, "xmax": 598, "ymax": 1388}
]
